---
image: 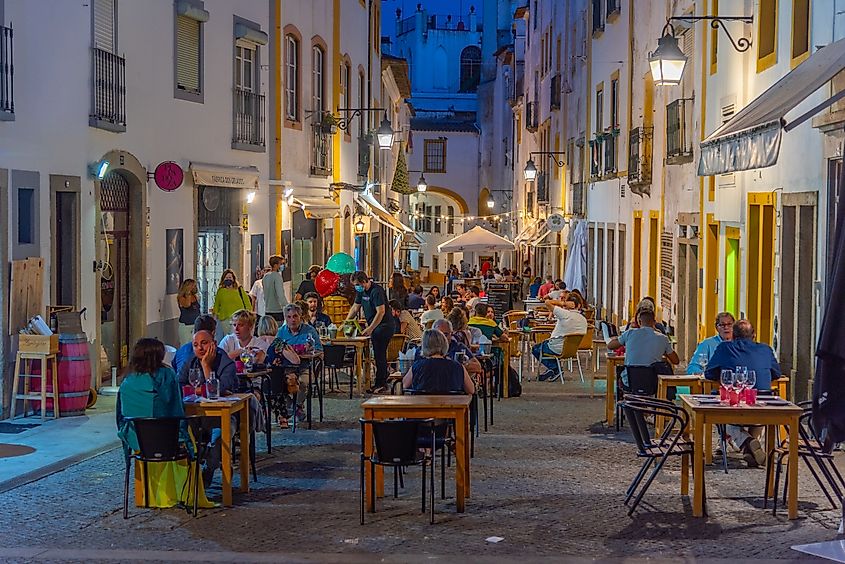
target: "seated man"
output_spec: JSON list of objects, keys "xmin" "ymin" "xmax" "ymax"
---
[
  {"xmin": 172, "ymin": 314, "xmax": 216, "ymax": 374},
  {"xmin": 607, "ymin": 309, "xmax": 679, "ymax": 388},
  {"xmin": 465, "ymin": 286, "xmax": 482, "ymax": 310},
  {"xmin": 218, "ymin": 309, "xmax": 268, "ymax": 365},
  {"xmin": 389, "ymin": 299, "xmax": 423, "ymax": 340},
  {"xmin": 402, "ymin": 329, "xmax": 475, "ymax": 394},
  {"xmin": 686, "ymin": 312, "xmax": 735, "ymax": 374},
  {"xmin": 407, "ymin": 285, "xmax": 425, "ymax": 310},
  {"xmin": 532, "ymin": 297, "xmax": 588, "ymax": 381},
  {"xmin": 419, "ymin": 295, "xmax": 445, "ymax": 326},
  {"xmin": 705, "ymin": 319, "xmax": 781, "ymax": 467},
  {"xmin": 266, "ymin": 303, "xmax": 323, "ymax": 426},
  {"xmin": 303, "ymin": 292, "xmax": 333, "ymax": 327}
]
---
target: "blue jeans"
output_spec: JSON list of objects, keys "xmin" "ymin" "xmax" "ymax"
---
[{"xmin": 532, "ymin": 341, "xmax": 559, "ymax": 374}]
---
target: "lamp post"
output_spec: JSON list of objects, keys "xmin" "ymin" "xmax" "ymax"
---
[
  {"xmin": 334, "ymin": 107, "xmax": 395, "ymax": 149},
  {"xmin": 407, "ymin": 169, "xmax": 428, "ymax": 192},
  {"xmin": 523, "ymin": 151, "xmax": 565, "ymax": 182},
  {"xmin": 649, "ymin": 16, "xmax": 752, "ymax": 86}
]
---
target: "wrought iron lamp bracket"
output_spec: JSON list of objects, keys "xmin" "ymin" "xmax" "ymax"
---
[{"xmin": 665, "ymin": 15, "xmax": 753, "ymax": 53}]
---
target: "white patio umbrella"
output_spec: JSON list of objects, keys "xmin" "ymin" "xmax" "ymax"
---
[
  {"xmin": 563, "ymin": 219, "xmax": 587, "ymax": 293},
  {"xmin": 437, "ymin": 225, "xmax": 516, "ymax": 252}
]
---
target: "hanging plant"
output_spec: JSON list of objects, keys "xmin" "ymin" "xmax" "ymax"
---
[{"xmin": 320, "ymin": 112, "xmax": 338, "ymax": 135}]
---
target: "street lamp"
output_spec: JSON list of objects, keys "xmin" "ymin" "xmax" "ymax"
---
[
  {"xmin": 355, "ymin": 216, "xmax": 366, "ymax": 233},
  {"xmin": 416, "ymin": 172, "xmax": 428, "ymax": 192},
  {"xmin": 649, "ymin": 16, "xmax": 752, "ymax": 86},
  {"xmin": 487, "ymin": 197, "xmax": 495, "ymax": 209},
  {"xmin": 333, "ymin": 107, "xmax": 395, "ymax": 149},
  {"xmin": 376, "ymin": 117, "xmax": 395, "ymax": 149},
  {"xmin": 523, "ymin": 151, "xmax": 565, "ymax": 182}
]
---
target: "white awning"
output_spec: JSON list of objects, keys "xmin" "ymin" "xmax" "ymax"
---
[
  {"xmin": 291, "ymin": 196, "xmax": 339, "ymax": 220},
  {"xmin": 529, "ymin": 228, "xmax": 553, "ymax": 247},
  {"xmin": 699, "ymin": 37, "xmax": 845, "ymax": 176},
  {"xmin": 357, "ymin": 190, "xmax": 414, "ymax": 234},
  {"xmin": 514, "ymin": 219, "xmax": 541, "ymax": 244},
  {"xmin": 190, "ymin": 162, "xmax": 260, "ymax": 189}
]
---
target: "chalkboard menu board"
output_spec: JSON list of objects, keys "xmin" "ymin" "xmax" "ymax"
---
[{"xmin": 485, "ymin": 283, "xmax": 513, "ymax": 321}]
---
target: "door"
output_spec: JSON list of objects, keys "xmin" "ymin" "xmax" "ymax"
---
[
  {"xmin": 747, "ymin": 192, "xmax": 776, "ymax": 345},
  {"xmin": 617, "ymin": 225, "xmax": 626, "ymax": 322},
  {"xmin": 100, "ymin": 171, "xmax": 131, "ymax": 378},
  {"xmin": 292, "ymin": 238, "xmax": 313, "ymax": 292},
  {"xmin": 250, "ymin": 234, "xmax": 265, "ymax": 287},
  {"xmin": 632, "ymin": 213, "xmax": 642, "ymax": 316},
  {"xmin": 54, "ymin": 190, "xmax": 79, "ymax": 306},
  {"xmin": 705, "ymin": 218, "xmax": 719, "ymax": 330},
  {"xmin": 197, "ymin": 229, "xmax": 228, "ymax": 314},
  {"xmin": 676, "ymin": 236, "xmax": 699, "ymax": 362},
  {"xmin": 596, "ymin": 226, "xmax": 605, "ymax": 318},
  {"xmin": 606, "ymin": 227, "xmax": 615, "ymax": 323},
  {"xmin": 648, "ymin": 214, "xmax": 659, "ymax": 299},
  {"xmin": 779, "ymin": 194, "xmax": 817, "ymax": 401},
  {"xmin": 724, "ymin": 228, "xmax": 741, "ymax": 317}
]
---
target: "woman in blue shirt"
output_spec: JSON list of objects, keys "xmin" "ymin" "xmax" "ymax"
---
[
  {"xmin": 402, "ymin": 330, "xmax": 475, "ymax": 394},
  {"xmin": 528, "ymin": 277, "xmax": 542, "ymax": 299}
]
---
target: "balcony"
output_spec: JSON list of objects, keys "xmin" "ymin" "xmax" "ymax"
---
[
  {"xmin": 606, "ymin": 0, "xmax": 621, "ymax": 17},
  {"xmin": 90, "ymin": 47, "xmax": 126, "ymax": 132},
  {"xmin": 0, "ymin": 25, "xmax": 13, "ymax": 120},
  {"xmin": 232, "ymin": 88, "xmax": 265, "ymax": 151},
  {"xmin": 396, "ymin": 15, "xmax": 416, "ymax": 36},
  {"xmin": 666, "ymin": 98, "xmax": 693, "ymax": 164},
  {"xmin": 550, "ymin": 74, "xmax": 561, "ymax": 110},
  {"xmin": 426, "ymin": 14, "xmax": 480, "ymax": 32},
  {"xmin": 311, "ymin": 124, "xmax": 333, "ymax": 176},
  {"xmin": 526, "ymin": 101, "xmax": 538, "ymax": 132},
  {"xmin": 628, "ymin": 126, "xmax": 653, "ymax": 194}
]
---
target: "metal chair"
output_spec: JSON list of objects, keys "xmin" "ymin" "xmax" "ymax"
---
[
  {"xmin": 615, "ymin": 365, "xmax": 661, "ymax": 431},
  {"xmin": 123, "ymin": 416, "xmax": 204, "ymax": 519},
  {"xmin": 620, "ymin": 396, "xmax": 693, "ymax": 515},
  {"xmin": 538, "ymin": 334, "xmax": 586, "ymax": 384},
  {"xmin": 359, "ymin": 418, "xmax": 435, "ymax": 524},
  {"xmin": 322, "ymin": 344, "xmax": 355, "ymax": 398}
]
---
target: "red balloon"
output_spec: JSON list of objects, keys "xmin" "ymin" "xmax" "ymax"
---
[{"xmin": 315, "ymin": 269, "xmax": 340, "ymax": 297}]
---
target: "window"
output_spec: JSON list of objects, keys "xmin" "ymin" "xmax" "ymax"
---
[
  {"xmin": 312, "ymin": 46, "xmax": 324, "ymax": 114},
  {"xmin": 425, "ymin": 205, "xmax": 433, "ymax": 233},
  {"xmin": 235, "ymin": 43, "xmax": 255, "ymax": 91},
  {"xmin": 358, "ymin": 70, "xmax": 365, "ymax": 137},
  {"xmin": 595, "ymin": 85, "xmax": 604, "ymax": 133},
  {"xmin": 710, "ymin": 0, "xmax": 718, "ymax": 74},
  {"xmin": 340, "ymin": 60, "xmax": 350, "ymax": 127},
  {"xmin": 93, "ymin": 0, "xmax": 116, "ymax": 53},
  {"xmin": 757, "ymin": 0, "xmax": 777, "ymax": 72},
  {"xmin": 610, "ymin": 78, "xmax": 619, "ymax": 128},
  {"xmin": 459, "ymin": 46, "xmax": 481, "ymax": 93},
  {"xmin": 791, "ymin": 0, "xmax": 810, "ymax": 65},
  {"xmin": 285, "ymin": 34, "xmax": 299, "ymax": 121},
  {"xmin": 434, "ymin": 205, "xmax": 442, "ymax": 234},
  {"xmin": 18, "ymin": 188, "xmax": 34, "ymax": 245},
  {"xmin": 433, "ymin": 255, "xmax": 439, "ymax": 272},
  {"xmin": 424, "ymin": 139, "xmax": 447, "ymax": 173},
  {"xmin": 447, "ymin": 206, "xmax": 455, "ymax": 234},
  {"xmin": 174, "ymin": 1, "xmax": 207, "ymax": 100}
]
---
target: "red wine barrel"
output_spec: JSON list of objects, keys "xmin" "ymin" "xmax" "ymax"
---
[{"xmin": 31, "ymin": 334, "xmax": 92, "ymax": 416}]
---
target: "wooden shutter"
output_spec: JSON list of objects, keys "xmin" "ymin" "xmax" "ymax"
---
[
  {"xmin": 176, "ymin": 15, "xmax": 200, "ymax": 93},
  {"xmin": 93, "ymin": 0, "xmax": 115, "ymax": 53}
]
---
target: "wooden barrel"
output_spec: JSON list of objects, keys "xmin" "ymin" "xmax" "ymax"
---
[{"xmin": 31, "ymin": 334, "xmax": 92, "ymax": 416}]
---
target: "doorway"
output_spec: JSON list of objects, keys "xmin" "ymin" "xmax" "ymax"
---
[
  {"xmin": 51, "ymin": 176, "xmax": 80, "ymax": 307},
  {"xmin": 632, "ymin": 213, "xmax": 642, "ymax": 316},
  {"xmin": 746, "ymin": 192, "xmax": 776, "ymax": 345},
  {"xmin": 100, "ymin": 171, "xmax": 131, "ymax": 377},
  {"xmin": 676, "ymin": 214, "xmax": 699, "ymax": 363},
  {"xmin": 705, "ymin": 217, "xmax": 719, "ymax": 331},
  {"xmin": 724, "ymin": 228, "xmax": 741, "ymax": 317},
  {"xmin": 779, "ymin": 193, "xmax": 816, "ymax": 401},
  {"xmin": 197, "ymin": 186, "xmax": 241, "ymax": 313}
]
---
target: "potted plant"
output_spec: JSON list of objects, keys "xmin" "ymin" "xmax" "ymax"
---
[{"xmin": 320, "ymin": 112, "xmax": 338, "ymax": 134}]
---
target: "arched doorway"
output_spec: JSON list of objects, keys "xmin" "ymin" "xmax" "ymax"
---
[{"xmin": 96, "ymin": 152, "xmax": 146, "ymax": 386}]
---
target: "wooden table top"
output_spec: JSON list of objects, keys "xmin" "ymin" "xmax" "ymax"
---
[
  {"xmin": 659, "ymin": 374, "xmax": 705, "ymax": 383},
  {"xmin": 323, "ymin": 336, "xmax": 370, "ymax": 343},
  {"xmin": 361, "ymin": 395, "xmax": 473, "ymax": 408},
  {"xmin": 679, "ymin": 394, "xmax": 802, "ymax": 414},
  {"xmin": 237, "ymin": 369, "xmax": 270, "ymax": 378},
  {"xmin": 184, "ymin": 393, "xmax": 250, "ymax": 409}
]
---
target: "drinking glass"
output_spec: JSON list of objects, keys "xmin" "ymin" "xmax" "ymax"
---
[
  {"xmin": 188, "ymin": 368, "xmax": 202, "ymax": 399},
  {"xmin": 733, "ymin": 370, "xmax": 747, "ymax": 392},
  {"xmin": 719, "ymin": 369, "xmax": 733, "ymax": 401},
  {"xmin": 206, "ymin": 371, "xmax": 220, "ymax": 400}
]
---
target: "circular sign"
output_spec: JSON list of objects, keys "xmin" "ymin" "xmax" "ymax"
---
[{"xmin": 154, "ymin": 161, "xmax": 184, "ymax": 192}]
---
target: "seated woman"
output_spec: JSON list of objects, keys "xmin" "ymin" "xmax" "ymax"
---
[
  {"xmin": 440, "ymin": 296, "xmax": 455, "ymax": 317},
  {"xmin": 402, "ymin": 329, "xmax": 475, "ymax": 394},
  {"xmin": 425, "ymin": 286, "xmax": 442, "ymax": 303},
  {"xmin": 528, "ymin": 277, "xmax": 542, "ymax": 299},
  {"xmin": 116, "ymin": 338, "xmax": 212, "ymax": 508},
  {"xmin": 218, "ymin": 309, "xmax": 268, "ymax": 365},
  {"xmin": 419, "ymin": 295, "xmax": 445, "ymax": 327}
]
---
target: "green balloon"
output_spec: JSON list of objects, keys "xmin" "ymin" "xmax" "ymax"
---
[{"xmin": 326, "ymin": 252, "xmax": 356, "ymax": 274}]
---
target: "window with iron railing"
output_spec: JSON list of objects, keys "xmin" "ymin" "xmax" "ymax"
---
[
  {"xmin": 0, "ymin": 25, "xmax": 13, "ymax": 119},
  {"xmin": 603, "ymin": 132, "xmax": 617, "ymax": 175},
  {"xmin": 628, "ymin": 126, "xmax": 653, "ymax": 192},
  {"xmin": 606, "ymin": 0, "xmax": 621, "ymax": 17},
  {"xmin": 526, "ymin": 101, "xmax": 538, "ymax": 131},
  {"xmin": 550, "ymin": 74, "xmax": 561, "ymax": 110},
  {"xmin": 90, "ymin": 47, "xmax": 126, "ymax": 131},
  {"xmin": 310, "ymin": 123, "xmax": 332, "ymax": 176},
  {"xmin": 233, "ymin": 88, "xmax": 265, "ymax": 149},
  {"xmin": 666, "ymin": 98, "xmax": 693, "ymax": 161}
]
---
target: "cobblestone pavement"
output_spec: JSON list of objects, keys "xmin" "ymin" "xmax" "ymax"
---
[{"xmin": 0, "ymin": 373, "xmax": 841, "ymax": 562}]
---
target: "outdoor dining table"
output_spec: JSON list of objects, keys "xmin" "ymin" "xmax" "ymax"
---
[
  {"xmin": 322, "ymin": 335, "xmax": 371, "ymax": 395},
  {"xmin": 591, "ymin": 338, "xmax": 606, "ymax": 372},
  {"xmin": 492, "ymin": 337, "xmax": 511, "ymax": 398},
  {"xmin": 679, "ymin": 394, "xmax": 802, "ymax": 519},
  {"xmin": 605, "ymin": 353, "xmax": 624, "ymax": 425},
  {"xmin": 361, "ymin": 395, "xmax": 472, "ymax": 513},
  {"xmin": 654, "ymin": 374, "xmax": 709, "ymax": 436},
  {"xmin": 183, "ymin": 393, "xmax": 251, "ymax": 506}
]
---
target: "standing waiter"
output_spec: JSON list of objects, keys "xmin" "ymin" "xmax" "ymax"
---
[{"xmin": 346, "ymin": 271, "xmax": 394, "ymax": 393}]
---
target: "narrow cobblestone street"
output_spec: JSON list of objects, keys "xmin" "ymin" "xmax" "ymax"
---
[{"xmin": 0, "ymin": 375, "xmax": 840, "ymax": 562}]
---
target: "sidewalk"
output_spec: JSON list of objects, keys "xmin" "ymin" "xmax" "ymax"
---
[{"xmin": 0, "ymin": 396, "xmax": 120, "ymax": 494}]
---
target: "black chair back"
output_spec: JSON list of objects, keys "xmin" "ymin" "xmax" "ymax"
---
[
  {"xmin": 624, "ymin": 366, "xmax": 659, "ymax": 396},
  {"xmin": 323, "ymin": 344, "xmax": 348, "ymax": 368},
  {"xmin": 131, "ymin": 417, "xmax": 185, "ymax": 461},
  {"xmin": 366, "ymin": 419, "xmax": 431, "ymax": 464},
  {"xmin": 268, "ymin": 367, "xmax": 288, "ymax": 395}
]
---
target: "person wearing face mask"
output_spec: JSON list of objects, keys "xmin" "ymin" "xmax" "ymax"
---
[
  {"xmin": 212, "ymin": 269, "xmax": 251, "ymax": 339},
  {"xmin": 346, "ymin": 271, "xmax": 394, "ymax": 394},
  {"xmin": 262, "ymin": 255, "xmax": 289, "ymax": 324}
]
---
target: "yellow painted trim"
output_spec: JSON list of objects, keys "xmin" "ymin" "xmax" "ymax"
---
[
  {"xmin": 790, "ymin": 0, "xmax": 811, "ymax": 68},
  {"xmin": 649, "ymin": 210, "xmax": 660, "ymax": 219},
  {"xmin": 709, "ymin": 0, "xmax": 718, "ymax": 75},
  {"xmin": 647, "ymin": 215, "xmax": 659, "ymax": 300},
  {"xmin": 748, "ymin": 192, "xmax": 775, "ymax": 205},
  {"xmin": 705, "ymin": 217, "xmax": 720, "ymax": 328},
  {"xmin": 757, "ymin": 0, "xmax": 778, "ymax": 73},
  {"xmin": 633, "ymin": 210, "xmax": 643, "ymax": 218},
  {"xmin": 332, "ymin": 0, "xmax": 341, "ymax": 183},
  {"xmin": 725, "ymin": 226, "xmax": 740, "ymax": 239},
  {"xmin": 426, "ymin": 185, "xmax": 470, "ymax": 214},
  {"xmin": 698, "ymin": 10, "xmax": 709, "ymax": 341},
  {"xmin": 274, "ymin": 0, "xmax": 283, "ymax": 254}
]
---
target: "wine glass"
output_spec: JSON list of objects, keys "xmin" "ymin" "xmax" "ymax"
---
[
  {"xmin": 746, "ymin": 370, "xmax": 757, "ymax": 390},
  {"xmin": 720, "ymin": 369, "xmax": 733, "ymax": 401},
  {"xmin": 188, "ymin": 368, "xmax": 202, "ymax": 399},
  {"xmin": 733, "ymin": 370, "xmax": 747, "ymax": 392}
]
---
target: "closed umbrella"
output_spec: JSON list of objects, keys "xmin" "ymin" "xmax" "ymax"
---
[
  {"xmin": 814, "ymin": 161, "xmax": 845, "ymax": 531},
  {"xmin": 563, "ymin": 220, "xmax": 587, "ymax": 293},
  {"xmin": 437, "ymin": 225, "xmax": 515, "ymax": 253}
]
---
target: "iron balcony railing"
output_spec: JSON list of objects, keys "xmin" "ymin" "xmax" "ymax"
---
[
  {"xmin": 550, "ymin": 74, "xmax": 561, "ymax": 110},
  {"xmin": 606, "ymin": 0, "xmax": 621, "ymax": 17},
  {"xmin": 0, "ymin": 25, "xmax": 13, "ymax": 117},
  {"xmin": 526, "ymin": 100, "xmax": 538, "ymax": 132},
  {"xmin": 603, "ymin": 132, "xmax": 617, "ymax": 175},
  {"xmin": 396, "ymin": 15, "xmax": 416, "ymax": 35},
  {"xmin": 628, "ymin": 126, "xmax": 653, "ymax": 188},
  {"xmin": 90, "ymin": 47, "xmax": 126, "ymax": 131},
  {"xmin": 667, "ymin": 98, "xmax": 693, "ymax": 159},
  {"xmin": 233, "ymin": 87, "xmax": 265, "ymax": 148},
  {"xmin": 311, "ymin": 124, "xmax": 332, "ymax": 176},
  {"xmin": 589, "ymin": 137, "xmax": 602, "ymax": 179}
]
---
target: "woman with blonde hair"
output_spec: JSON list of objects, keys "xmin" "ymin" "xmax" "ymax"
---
[
  {"xmin": 257, "ymin": 315, "xmax": 278, "ymax": 347},
  {"xmin": 176, "ymin": 279, "xmax": 200, "ymax": 345},
  {"xmin": 212, "ymin": 269, "xmax": 251, "ymax": 338}
]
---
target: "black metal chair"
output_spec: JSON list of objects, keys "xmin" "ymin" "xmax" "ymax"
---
[
  {"xmin": 615, "ymin": 365, "xmax": 660, "ymax": 431},
  {"xmin": 619, "ymin": 396, "xmax": 694, "ymax": 515},
  {"xmin": 766, "ymin": 401, "xmax": 845, "ymax": 515},
  {"xmin": 123, "ymin": 416, "xmax": 204, "ymax": 519},
  {"xmin": 323, "ymin": 344, "xmax": 355, "ymax": 398},
  {"xmin": 359, "ymin": 418, "xmax": 435, "ymax": 524},
  {"xmin": 266, "ymin": 367, "xmax": 298, "ymax": 433}
]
